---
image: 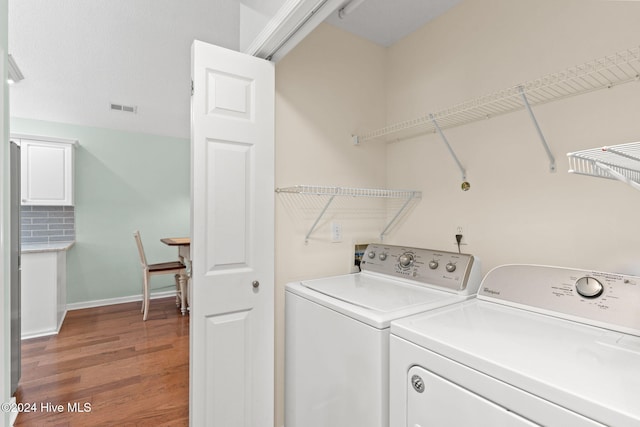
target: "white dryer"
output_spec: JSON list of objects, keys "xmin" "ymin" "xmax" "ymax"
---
[
  {"xmin": 285, "ymin": 244, "xmax": 481, "ymax": 427},
  {"xmin": 390, "ymin": 264, "xmax": 640, "ymax": 427}
]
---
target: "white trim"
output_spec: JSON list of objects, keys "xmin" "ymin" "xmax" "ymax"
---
[
  {"xmin": 21, "ymin": 290, "xmax": 178, "ymax": 339},
  {"xmin": 21, "ymin": 329, "xmax": 56, "ymax": 340},
  {"xmin": 9, "ymin": 133, "xmax": 78, "ymax": 146},
  {"xmin": 1, "ymin": 46, "xmax": 11, "ymax": 427},
  {"xmin": 66, "ymin": 290, "xmax": 176, "ymax": 311},
  {"xmin": 21, "ymin": 309, "xmax": 67, "ymax": 340},
  {"xmin": 57, "ymin": 309, "xmax": 67, "ymax": 333},
  {"xmin": 243, "ymin": 0, "xmax": 344, "ymax": 62},
  {"xmin": 244, "ymin": 0, "xmax": 307, "ymax": 56},
  {"xmin": 7, "ymin": 55, "xmax": 23, "ymax": 84}
]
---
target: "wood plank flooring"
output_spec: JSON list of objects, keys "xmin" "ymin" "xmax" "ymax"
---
[{"xmin": 14, "ymin": 297, "xmax": 189, "ymax": 426}]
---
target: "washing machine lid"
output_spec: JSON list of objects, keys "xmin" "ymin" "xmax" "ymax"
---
[
  {"xmin": 287, "ymin": 272, "xmax": 468, "ymax": 329},
  {"xmin": 391, "ymin": 299, "xmax": 640, "ymax": 426}
]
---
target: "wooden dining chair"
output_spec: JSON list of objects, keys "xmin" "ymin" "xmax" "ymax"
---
[{"xmin": 133, "ymin": 230, "xmax": 186, "ymax": 321}]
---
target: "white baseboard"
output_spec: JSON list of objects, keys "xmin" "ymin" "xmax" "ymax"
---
[
  {"xmin": 57, "ymin": 310, "xmax": 67, "ymax": 332},
  {"xmin": 21, "ymin": 309, "xmax": 69, "ymax": 340},
  {"xmin": 21, "ymin": 328, "xmax": 58, "ymax": 340},
  {"xmin": 66, "ymin": 290, "xmax": 176, "ymax": 311},
  {"xmin": 21, "ymin": 292, "xmax": 175, "ymax": 340}
]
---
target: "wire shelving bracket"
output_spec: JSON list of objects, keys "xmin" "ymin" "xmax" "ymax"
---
[
  {"xmin": 275, "ymin": 185, "xmax": 422, "ymax": 243},
  {"xmin": 353, "ymin": 46, "xmax": 640, "ymax": 174},
  {"xmin": 518, "ymin": 86, "xmax": 556, "ymax": 172},
  {"xmin": 567, "ymin": 142, "xmax": 640, "ymax": 192},
  {"xmin": 430, "ymin": 114, "xmax": 467, "ymax": 181}
]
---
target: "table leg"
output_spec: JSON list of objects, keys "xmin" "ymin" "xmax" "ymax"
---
[
  {"xmin": 177, "ymin": 273, "xmax": 188, "ymax": 315},
  {"xmin": 177, "ymin": 245, "xmax": 191, "ymax": 314}
]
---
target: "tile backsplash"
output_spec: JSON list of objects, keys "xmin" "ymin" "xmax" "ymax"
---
[{"xmin": 21, "ymin": 206, "xmax": 75, "ymax": 244}]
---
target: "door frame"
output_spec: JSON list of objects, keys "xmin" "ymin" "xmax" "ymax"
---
[{"xmin": 244, "ymin": 0, "xmax": 345, "ymax": 62}]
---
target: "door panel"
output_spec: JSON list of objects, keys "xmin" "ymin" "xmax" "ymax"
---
[
  {"xmin": 206, "ymin": 70, "xmax": 254, "ymax": 120},
  {"xmin": 191, "ymin": 40, "xmax": 274, "ymax": 427},
  {"xmin": 207, "ymin": 140, "xmax": 252, "ymax": 270},
  {"xmin": 206, "ymin": 309, "xmax": 252, "ymax": 426}
]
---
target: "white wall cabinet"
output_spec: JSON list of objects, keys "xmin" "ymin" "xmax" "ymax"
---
[
  {"xmin": 17, "ymin": 137, "xmax": 76, "ymax": 206},
  {"xmin": 21, "ymin": 249, "xmax": 68, "ymax": 339}
]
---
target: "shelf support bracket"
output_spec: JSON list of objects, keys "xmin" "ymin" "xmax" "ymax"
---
[
  {"xmin": 430, "ymin": 114, "xmax": 467, "ymax": 181},
  {"xmin": 518, "ymin": 86, "xmax": 556, "ymax": 173},
  {"xmin": 593, "ymin": 161, "xmax": 640, "ymax": 192},
  {"xmin": 305, "ymin": 194, "xmax": 337, "ymax": 244},
  {"xmin": 379, "ymin": 193, "xmax": 416, "ymax": 241}
]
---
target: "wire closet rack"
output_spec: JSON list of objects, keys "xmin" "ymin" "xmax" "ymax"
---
[
  {"xmin": 355, "ymin": 46, "xmax": 640, "ymax": 143},
  {"xmin": 353, "ymin": 46, "xmax": 640, "ymax": 176},
  {"xmin": 275, "ymin": 185, "xmax": 422, "ymax": 242},
  {"xmin": 567, "ymin": 142, "xmax": 640, "ymax": 192}
]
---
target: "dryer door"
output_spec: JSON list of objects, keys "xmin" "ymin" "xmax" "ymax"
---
[{"xmin": 407, "ymin": 366, "xmax": 537, "ymax": 427}]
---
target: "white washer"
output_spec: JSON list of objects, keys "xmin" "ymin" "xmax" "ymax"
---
[
  {"xmin": 285, "ymin": 244, "xmax": 481, "ymax": 427},
  {"xmin": 390, "ymin": 264, "xmax": 640, "ymax": 427}
]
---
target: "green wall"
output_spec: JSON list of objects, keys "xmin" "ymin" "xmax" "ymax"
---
[{"xmin": 10, "ymin": 117, "xmax": 190, "ymax": 304}]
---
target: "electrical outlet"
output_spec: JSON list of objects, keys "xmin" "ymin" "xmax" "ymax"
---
[
  {"xmin": 331, "ymin": 222, "xmax": 343, "ymax": 242},
  {"xmin": 455, "ymin": 226, "xmax": 468, "ymax": 246}
]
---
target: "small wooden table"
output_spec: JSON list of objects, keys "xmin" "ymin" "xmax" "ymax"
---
[{"xmin": 161, "ymin": 237, "xmax": 191, "ymax": 313}]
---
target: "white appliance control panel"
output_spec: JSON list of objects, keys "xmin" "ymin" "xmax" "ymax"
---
[
  {"xmin": 479, "ymin": 264, "xmax": 640, "ymax": 336},
  {"xmin": 361, "ymin": 244, "xmax": 478, "ymax": 294}
]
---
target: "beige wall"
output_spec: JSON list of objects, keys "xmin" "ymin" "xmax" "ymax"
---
[
  {"xmin": 275, "ymin": 1, "xmax": 640, "ymax": 425},
  {"xmin": 385, "ymin": 0, "xmax": 640, "ymax": 276},
  {"xmin": 274, "ymin": 23, "xmax": 387, "ymax": 426}
]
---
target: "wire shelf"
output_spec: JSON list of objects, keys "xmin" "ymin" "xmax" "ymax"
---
[
  {"xmin": 355, "ymin": 46, "xmax": 640, "ymax": 143},
  {"xmin": 275, "ymin": 185, "xmax": 422, "ymax": 242},
  {"xmin": 275, "ymin": 185, "xmax": 421, "ymax": 199},
  {"xmin": 567, "ymin": 142, "xmax": 640, "ymax": 192}
]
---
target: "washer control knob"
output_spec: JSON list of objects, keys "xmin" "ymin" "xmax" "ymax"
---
[
  {"xmin": 399, "ymin": 253, "xmax": 414, "ymax": 268},
  {"xmin": 575, "ymin": 276, "xmax": 604, "ymax": 298},
  {"xmin": 445, "ymin": 262, "xmax": 456, "ymax": 273},
  {"xmin": 379, "ymin": 253, "xmax": 387, "ymax": 261},
  {"xmin": 368, "ymin": 251, "xmax": 376, "ymax": 259},
  {"xmin": 428, "ymin": 260, "xmax": 439, "ymax": 270}
]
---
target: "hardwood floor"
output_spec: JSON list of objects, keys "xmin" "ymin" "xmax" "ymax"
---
[{"xmin": 14, "ymin": 298, "xmax": 189, "ymax": 426}]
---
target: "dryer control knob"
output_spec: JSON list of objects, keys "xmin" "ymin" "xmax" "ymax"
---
[
  {"xmin": 368, "ymin": 251, "xmax": 376, "ymax": 259},
  {"xmin": 575, "ymin": 276, "xmax": 604, "ymax": 298},
  {"xmin": 428, "ymin": 260, "xmax": 439, "ymax": 270},
  {"xmin": 445, "ymin": 262, "xmax": 456, "ymax": 273}
]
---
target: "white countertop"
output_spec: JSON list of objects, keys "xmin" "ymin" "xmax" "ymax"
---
[{"xmin": 21, "ymin": 241, "xmax": 75, "ymax": 253}]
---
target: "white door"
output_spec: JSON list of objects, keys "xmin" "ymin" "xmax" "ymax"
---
[{"xmin": 190, "ymin": 40, "xmax": 275, "ymax": 427}]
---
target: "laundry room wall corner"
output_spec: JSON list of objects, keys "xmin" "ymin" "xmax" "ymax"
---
[{"xmin": 274, "ymin": 22, "xmax": 388, "ymax": 427}]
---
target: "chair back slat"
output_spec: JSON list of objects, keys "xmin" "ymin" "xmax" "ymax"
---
[{"xmin": 133, "ymin": 230, "xmax": 148, "ymax": 268}]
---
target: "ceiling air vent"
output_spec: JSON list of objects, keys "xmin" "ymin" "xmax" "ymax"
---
[{"xmin": 110, "ymin": 103, "xmax": 137, "ymax": 113}]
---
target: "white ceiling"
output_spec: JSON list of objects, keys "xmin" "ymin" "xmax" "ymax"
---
[
  {"xmin": 325, "ymin": 0, "xmax": 461, "ymax": 47},
  {"xmin": 8, "ymin": 0, "xmax": 461, "ymax": 139}
]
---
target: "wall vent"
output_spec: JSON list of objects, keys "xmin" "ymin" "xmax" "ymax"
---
[{"xmin": 110, "ymin": 103, "xmax": 137, "ymax": 113}]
